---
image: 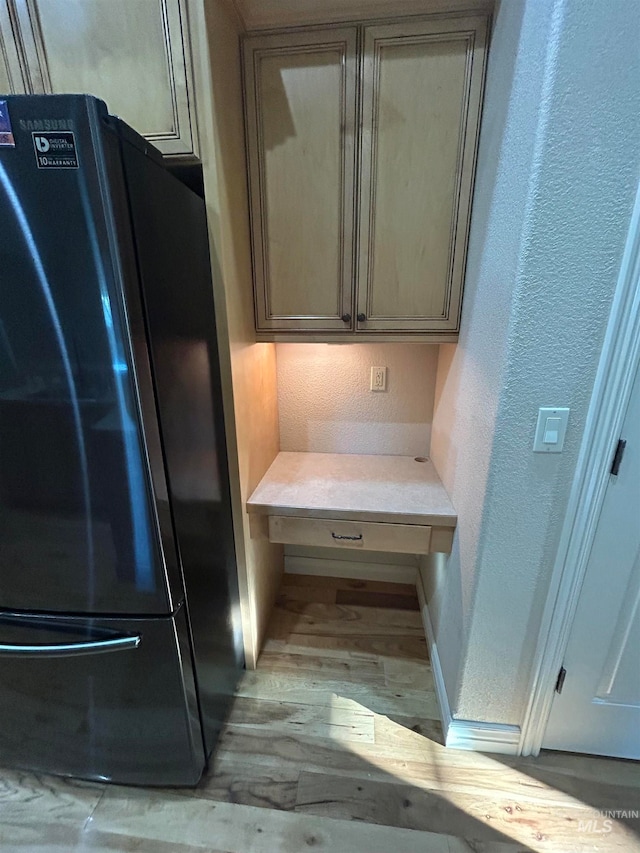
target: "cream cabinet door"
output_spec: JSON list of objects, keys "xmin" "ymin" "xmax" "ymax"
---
[
  {"xmin": 243, "ymin": 29, "xmax": 357, "ymax": 333},
  {"xmin": 12, "ymin": 0, "xmax": 197, "ymax": 156},
  {"xmin": 0, "ymin": 1, "xmax": 28, "ymax": 93},
  {"xmin": 357, "ymin": 16, "xmax": 488, "ymax": 334}
]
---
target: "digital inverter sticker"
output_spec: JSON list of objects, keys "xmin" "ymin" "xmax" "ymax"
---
[{"xmin": 33, "ymin": 131, "xmax": 79, "ymax": 168}]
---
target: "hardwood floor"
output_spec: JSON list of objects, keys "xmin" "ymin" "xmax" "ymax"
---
[{"xmin": 1, "ymin": 574, "xmax": 639, "ymax": 852}]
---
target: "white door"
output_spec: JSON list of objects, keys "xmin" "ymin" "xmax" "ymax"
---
[{"xmin": 543, "ymin": 363, "xmax": 640, "ymax": 758}]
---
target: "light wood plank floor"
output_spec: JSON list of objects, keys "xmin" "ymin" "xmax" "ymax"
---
[{"xmin": 1, "ymin": 574, "xmax": 639, "ymax": 852}]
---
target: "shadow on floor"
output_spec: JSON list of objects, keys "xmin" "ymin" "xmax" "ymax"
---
[{"xmin": 491, "ymin": 749, "xmax": 640, "ymax": 837}]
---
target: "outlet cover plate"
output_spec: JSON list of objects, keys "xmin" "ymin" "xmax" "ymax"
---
[{"xmin": 370, "ymin": 366, "xmax": 387, "ymax": 392}]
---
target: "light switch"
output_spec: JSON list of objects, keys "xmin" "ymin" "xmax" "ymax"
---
[
  {"xmin": 543, "ymin": 417, "xmax": 562, "ymax": 444},
  {"xmin": 534, "ymin": 407, "xmax": 569, "ymax": 453}
]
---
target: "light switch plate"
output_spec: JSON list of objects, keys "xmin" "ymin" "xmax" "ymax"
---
[{"xmin": 533, "ymin": 407, "xmax": 570, "ymax": 453}]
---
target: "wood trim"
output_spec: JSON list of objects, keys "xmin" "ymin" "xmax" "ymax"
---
[
  {"xmin": 0, "ymin": 21, "xmax": 10, "ymax": 87},
  {"xmin": 235, "ymin": 0, "xmax": 495, "ymax": 32},
  {"xmin": 356, "ymin": 15, "xmax": 489, "ymax": 333},
  {"xmin": 7, "ymin": 0, "xmax": 40, "ymax": 91},
  {"xmin": 254, "ymin": 330, "xmax": 460, "ymax": 343},
  {"xmin": 243, "ymin": 28, "xmax": 358, "ymax": 332},
  {"xmin": 519, "ymin": 182, "xmax": 640, "ymax": 757},
  {"xmin": 155, "ymin": 0, "xmax": 197, "ymax": 153},
  {"xmin": 0, "ymin": 0, "xmax": 29, "ymax": 92},
  {"xmin": 157, "ymin": 0, "xmax": 184, "ymax": 140}
]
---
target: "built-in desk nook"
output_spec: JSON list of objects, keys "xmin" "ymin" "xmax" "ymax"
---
[{"xmin": 247, "ymin": 452, "xmax": 457, "ymax": 556}]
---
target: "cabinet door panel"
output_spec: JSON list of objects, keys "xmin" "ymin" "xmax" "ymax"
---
[
  {"xmin": 244, "ymin": 30, "xmax": 357, "ymax": 332},
  {"xmin": 358, "ymin": 16, "xmax": 488, "ymax": 333},
  {"xmin": 0, "ymin": 1, "xmax": 28, "ymax": 93},
  {"xmin": 13, "ymin": 0, "xmax": 196, "ymax": 155}
]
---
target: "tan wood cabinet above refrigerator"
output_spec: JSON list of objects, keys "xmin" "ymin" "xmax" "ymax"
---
[
  {"xmin": 0, "ymin": 1, "xmax": 28, "ymax": 93},
  {"xmin": 0, "ymin": 0, "xmax": 198, "ymax": 157},
  {"xmin": 243, "ymin": 14, "xmax": 489, "ymax": 341}
]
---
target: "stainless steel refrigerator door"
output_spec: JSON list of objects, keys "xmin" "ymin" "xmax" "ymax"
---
[
  {"xmin": 0, "ymin": 605, "xmax": 205, "ymax": 785},
  {"xmin": 0, "ymin": 95, "xmax": 180, "ymax": 615}
]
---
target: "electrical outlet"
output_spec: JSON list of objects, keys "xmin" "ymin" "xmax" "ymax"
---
[{"xmin": 370, "ymin": 366, "xmax": 387, "ymax": 392}]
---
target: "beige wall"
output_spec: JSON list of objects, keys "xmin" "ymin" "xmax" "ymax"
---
[
  {"xmin": 277, "ymin": 343, "xmax": 438, "ymax": 457},
  {"xmin": 189, "ymin": 0, "xmax": 283, "ymax": 668},
  {"xmin": 429, "ymin": 0, "xmax": 640, "ymax": 725}
]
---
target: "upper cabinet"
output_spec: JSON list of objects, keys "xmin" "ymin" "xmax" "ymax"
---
[
  {"xmin": 358, "ymin": 18, "xmax": 488, "ymax": 335},
  {"xmin": 0, "ymin": 1, "xmax": 27, "ymax": 93},
  {"xmin": 1, "ymin": 0, "xmax": 198, "ymax": 157},
  {"xmin": 243, "ymin": 29, "xmax": 358, "ymax": 333},
  {"xmin": 243, "ymin": 14, "xmax": 489, "ymax": 340}
]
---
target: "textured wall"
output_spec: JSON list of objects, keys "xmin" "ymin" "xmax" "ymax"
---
[
  {"xmin": 429, "ymin": 0, "xmax": 640, "ymax": 724},
  {"xmin": 277, "ymin": 343, "xmax": 438, "ymax": 456}
]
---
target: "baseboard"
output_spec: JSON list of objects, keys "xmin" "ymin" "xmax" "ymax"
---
[
  {"xmin": 416, "ymin": 571, "xmax": 521, "ymax": 755},
  {"xmin": 445, "ymin": 719, "xmax": 521, "ymax": 754},
  {"xmin": 416, "ymin": 575, "xmax": 453, "ymax": 734},
  {"xmin": 284, "ymin": 553, "xmax": 418, "ymax": 584}
]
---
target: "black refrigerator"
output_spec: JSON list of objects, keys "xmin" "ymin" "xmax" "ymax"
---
[{"xmin": 0, "ymin": 94, "xmax": 243, "ymax": 785}]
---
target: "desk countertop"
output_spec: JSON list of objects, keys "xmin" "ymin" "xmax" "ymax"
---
[{"xmin": 246, "ymin": 452, "xmax": 457, "ymax": 527}]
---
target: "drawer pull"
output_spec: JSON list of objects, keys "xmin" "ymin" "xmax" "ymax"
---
[{"xmin": 331, "ymin": 532, "xmax": 363, "ymax": 541}]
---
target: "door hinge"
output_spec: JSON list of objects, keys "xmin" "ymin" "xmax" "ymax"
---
[
  {"xmin": 611, "ymin": 438, "xmax": 627, "ymax": 476},
  {"xmin": 555, "ymin": 666, "xmax": 567, "ymax": 694}
]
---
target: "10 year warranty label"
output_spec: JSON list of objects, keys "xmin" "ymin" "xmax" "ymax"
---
[{"xmin": 33, "ymin": 132, "xmax": 79, "ymax": 169}]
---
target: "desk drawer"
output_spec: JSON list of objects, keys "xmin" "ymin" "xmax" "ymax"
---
[{"xmin": 268, "ymin": 515, "xmax": 432, "ymax": 554}]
